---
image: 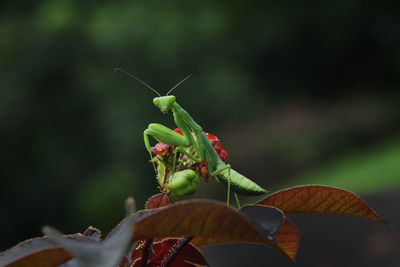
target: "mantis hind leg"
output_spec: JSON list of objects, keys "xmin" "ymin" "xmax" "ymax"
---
[
  {"xmin": 234, "ymin": 193, "xmax": 241, "ymax": 209},
  {"xmin": 212, "ymin": 164, "xmax": 241, "ymax": 208}
]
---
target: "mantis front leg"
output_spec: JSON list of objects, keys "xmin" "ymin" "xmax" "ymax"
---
[
  {"xmin": 144, "ymin": 123, "xmax": 190, "ymax": 151},
  {"xmin": 144, "ymin": 123, "xmax": 202, "ymax": 173},
  {"xmin": 144, "ymin": 123, "xmax": 188, "ymax": 172}
]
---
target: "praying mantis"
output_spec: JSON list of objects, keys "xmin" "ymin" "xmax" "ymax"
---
[{"xmin": 115, "ymin": 68, "xmax": 267, "ymax": 205}]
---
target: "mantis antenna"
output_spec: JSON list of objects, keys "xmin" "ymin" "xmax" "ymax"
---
[
  {"xmin": 166, "ymin": 75, "xmax": 191, "ymax": 96},
  {"xmin": 114, "ymin": 67, "xmax": 161, "ymax": 97}
]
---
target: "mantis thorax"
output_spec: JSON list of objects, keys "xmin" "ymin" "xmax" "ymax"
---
[{"xmin": 153, "ymin": 95, "xmax": 176, "ymax": 113}]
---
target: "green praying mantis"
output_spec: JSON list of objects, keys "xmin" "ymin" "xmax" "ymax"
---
[{"xmin": 115, "ymin": 68, "xmax": 267, "ymax": 205}]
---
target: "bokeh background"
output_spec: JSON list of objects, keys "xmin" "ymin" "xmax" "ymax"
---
[{"xmin": 1, "ymin": 0, "xmax": 399, "ymax": 266}]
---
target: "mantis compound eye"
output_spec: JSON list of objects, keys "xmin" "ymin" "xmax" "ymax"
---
[{"xmin": 166, "ymin": 169, "xmax": 200, "ymax": 199}]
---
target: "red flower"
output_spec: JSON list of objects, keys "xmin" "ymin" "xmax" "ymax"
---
[
  {"xmin": 174, "ymin": 128, "xmax": 228, "ymax": 162},
  {"xmin": 197, "ymin": 161, "xmax": 209, "ymax": 182},
  {"xmin": 174, "ymin": 128, "xmax": 183, "ymax": 135},
  {"xmin": 205, "ymin": 132, "xmax": 219, "ymax": 145},
  {"xmin": 214, "ymin": 142, "xmax": 228, "ymax": 162},
  {"xmin": 150, "ymin": 143, "xmax": 170, "ymax": 155}
]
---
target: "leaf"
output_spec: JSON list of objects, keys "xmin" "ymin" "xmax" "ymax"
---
[
  {"xmin": 82, "ymin": 226, "xmax": 102, "ymax": 241},
  {"xmin": 133, "ymin": 259, "xmax": 196, "ymax": 267},
  {"xmin": 145, "ymin": 193, "xmax": 170, "ymax": 210},
  {"xmin": 239, "ymin": 205, "xmax": 284, "ymax": 242},
  {"xmin": 0, "ymin": 198, "xmax": 135, "ymax": 267},
  {"xmin": 131, "ymin": 238, "xmax": 208, "ymax": 267},
  {"xmin": 257, "ymin": 185, "xmax": 389, "ymax": 224},
  {"xmin": 238, "ymin": 205, "xmax": 298, "ymax": 262},
  {"xmin": 0, "ymin": 226, "xmax": 107, "ymax": 267},
  {"xmin": 272, "ymin": 218, "xmax": 299, "ymax": 262},
  {"xmin": 57, "ymin": 227, "xmax": 104, "ymax": 267},
  {"xmin": 42, "ymin": 197, "xmax": 135, "ymax": 267},
  {"xmin": 118, "ymin": 256, "xmax": 129, "ymax": 267},
  {"xmin": 0, "ymin": 235, "xmax": 80, "ymax": 267},
  {"xmin": 58, "ymin": 258, "xmax": 80, "ymax": 267},
  {"xmin": 131, "ymin": 200, "xmax": 282, "ymax": 248}
]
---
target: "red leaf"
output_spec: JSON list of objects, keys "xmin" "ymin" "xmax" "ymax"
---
[
  {"xmin": 257, "ymin": 185, "xmax": 389, "ymax": 224},
  {"xmin": 131, "ymin": 238, "xmax": 208, "ymax": 267},
  {"xmin": 118, "ymin": 256, "xmax": 129, "ymax": 267},
  {"xmin": 145, "ymin": 193, "xmax": 170, "ymax": 210},
  {"xmin": 132, "ymin": 259, "xmax": 196, "ymax": 267},
  {"xmin": 273, "ymin": 218, "xmax": 299, "ymax": 262}
]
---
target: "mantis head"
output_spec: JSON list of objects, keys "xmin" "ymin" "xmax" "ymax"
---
[{"xmin": 153, "ymin": 95, "xmax": 176, "ymax": 113}]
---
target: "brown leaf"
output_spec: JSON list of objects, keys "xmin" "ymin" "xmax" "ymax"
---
[
  {"xmin": 0, "ymin": 236, "xmax": 79, "ymax": 267},
  {"xmin": 82, "ymin": 226, "xmax": 102, "ymax": 241},
  {"xmin": 6, "ymin": 248, "xmax": 71, "ymax": 267},
  {"xmin": 273, "ymin": 218, "xmax": 299, "ymax": 262},
  {"xmin": 132, "ymin": 200, "xmax": 276, "ymax": 247},
  {"xmin": 42, "ymin": 209, "xmax": 133, "ymax": 267},
  {"xmin": 1, "ymin": 198, "xmax": 136, "ymax": 267},
  {"xmin": 257, "ymin": 185, "xmax": 389, "ymax": 224},
  {"xmin": 190, "ymin": 237, "xmax": 236, "ymax": 247},
  {"xmin": 145, "ymin": 193, "xmax": 170, "ymax": 210}
]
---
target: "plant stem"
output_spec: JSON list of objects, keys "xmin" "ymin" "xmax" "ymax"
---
[
  {"xmin": 141, "ymin": 238, "xmax": 153, "ymax": 267},
  {"xmin": 166, "ymin": 192, "xmax": 174, "ymax": 203},
  {"xmin": 161, "ymin": 236, "xmax": 193, "ymax": 267}
]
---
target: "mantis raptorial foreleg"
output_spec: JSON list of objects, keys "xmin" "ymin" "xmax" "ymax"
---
[
  {"xmin": 144, "ymin": 123, "xmax": 202, "ymax": 171},
  {"xmin": 144, "ymin": 123, "xmax": 188, "ymax": 172},
  {"xmin": 144, "ymin": 123, "xmax": 188, "ymax": 150}
]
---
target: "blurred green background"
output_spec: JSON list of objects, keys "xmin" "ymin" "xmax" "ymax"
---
[{"xmin": 1, "ymin": 0, "xmax": 399, "ymax": 265}]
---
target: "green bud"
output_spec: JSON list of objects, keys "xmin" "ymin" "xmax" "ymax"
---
[{"xmin": 166, "ymin": 169, "xmax": 200, "ymax": 199}]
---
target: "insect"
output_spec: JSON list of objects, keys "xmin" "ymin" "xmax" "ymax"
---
[{"xmin": 115, "ymin": 68, "xmax": 267, "ymax": 205}]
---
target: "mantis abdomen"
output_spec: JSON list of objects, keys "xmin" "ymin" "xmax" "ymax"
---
[{"xmin": 216, "ymin": 165, "xmax": 267, "ymax": 196}]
